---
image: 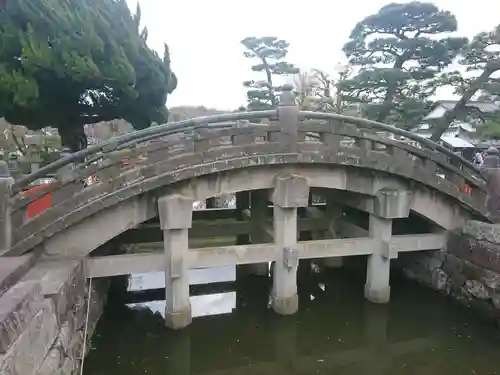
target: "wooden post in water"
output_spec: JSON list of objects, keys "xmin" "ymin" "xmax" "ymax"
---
[
  {"xmin": 247, "ymin": 189, "xmax": 269, "ymax": 276},
  {"xmin": 322, "ymin": 196, "xmax": 344, "ymax": 268},
  {"xmin": 235, "ymin": 191, "xmax": 250, "ymax": 245}
]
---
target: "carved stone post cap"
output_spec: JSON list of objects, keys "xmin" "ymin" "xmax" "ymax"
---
[
  {"xmin": 272, "ymin": 174, "xmax": 309, "ymax": 208},
  {"xmin": 374, "ymin": 188, "xmax": 413, "ymax": 219},
  {"xmin": 158, "ymin": 194, "xmax": 194, "ymax": 230},
  {"xmin": 279, "ymin": 84, "xmax": 296, "ymax": 106}
]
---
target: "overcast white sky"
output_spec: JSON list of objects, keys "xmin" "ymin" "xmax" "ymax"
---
[{"xmin": 127, "ymin": 0, "xmax": 500, "ymax": 110}]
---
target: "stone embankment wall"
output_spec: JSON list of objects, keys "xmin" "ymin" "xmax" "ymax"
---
[
  {"xmin": 401, "ymin": 221, "xmax": 500, "ymax": 323},
  {"xmin": 0, "ymin": 255, "xmax": 108, "ymax": 375}
]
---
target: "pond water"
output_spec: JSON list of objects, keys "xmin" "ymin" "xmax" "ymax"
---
[{"xmin": 83, "ymin": 262, "xmax": 500, "ymax": 375}]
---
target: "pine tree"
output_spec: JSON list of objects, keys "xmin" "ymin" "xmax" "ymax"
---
[
  {"xmin": 430, "ymin": 24, "xmax": 500, "ymax": 140},
  {"xmin": 340, "ymin": 1, "xmax": 466, "ymax": 128},
  {"xmin": 0, "ymin": 0, "xmax": 177, "ymax": 151},
  {"xmin": 241, "ymin": 37, "xmax": 299, "ymax": 110}
]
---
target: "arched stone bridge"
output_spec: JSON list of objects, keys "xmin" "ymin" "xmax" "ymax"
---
[
  {"xmin": 0, "ymin": 87, "xmax": 491, "ymax": 373},
  {"xmin": 0, "ymin": 85, "xmax": 489, "ymax": 341}
]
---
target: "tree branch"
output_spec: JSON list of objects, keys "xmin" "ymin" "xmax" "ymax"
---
[
  {"xmin": 10, "ymin": 127, "xmax": 27, "ymax": 156},
  {"xmin": 430, "ymin": 66, "xmax": 496, "ymax": 141}
]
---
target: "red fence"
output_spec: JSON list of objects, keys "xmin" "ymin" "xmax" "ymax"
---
[{"xmin": 24, "ymin": 184, "xmax": 52, "ymax": 219}]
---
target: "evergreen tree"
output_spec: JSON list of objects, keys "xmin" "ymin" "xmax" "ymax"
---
[
  {"xmin": 0, "ymin": 0, "xmax": 177, "ymax": 152},
  {"xmin": 430, "ymin": 24, "xmax": 500, "ymax": 140},
  {"xmin": 340, "ymin": 1, "xmax": 466, "ymax": 128},
  {"xmin": 241, "ymin": 37, "xmax": 299, "ymax": 110}
]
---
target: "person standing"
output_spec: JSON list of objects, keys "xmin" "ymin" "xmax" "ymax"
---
[{"xmin": 473, "ymin": 150, "xmax": 484, "ymax": 168}]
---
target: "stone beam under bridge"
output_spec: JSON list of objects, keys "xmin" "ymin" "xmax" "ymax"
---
[{"xmin": 87, "ymin": 233, "xmax": 446, "ymax": 278}]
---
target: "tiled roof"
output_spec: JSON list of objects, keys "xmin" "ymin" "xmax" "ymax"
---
[{"xmin": 436, "ymin": 100, "xmax": 500, "ymax": 113}]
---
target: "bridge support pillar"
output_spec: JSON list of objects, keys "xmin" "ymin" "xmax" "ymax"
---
[
  {"xmin": 323, "ymin": 197, "xmax": 344, "ymax": 269},
  {"xmin": 0, "ymin": 162, "xmax": 13, "ymax": 254},
  {"xmin": 271, "ymin": 174, "xmax": 309, "ymax": 315},
  {"xmin": 248, "ymin": 189, "xmax": 269, "ymax": 276},
  {"xmin": 235, "ymin": 191, "xmax": 250, "ymax": 245},
  {"xmin": 364, "ymin": 214, "xmax": 392, "ymax": 304},
  {"xmin": 158, "ymin": 193, "xmax": 193, "ymax": 329}
]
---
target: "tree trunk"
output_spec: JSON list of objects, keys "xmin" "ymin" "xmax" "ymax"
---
[
  {"xmin": 376, "ymin": 58, "xmax": 405, "ymax": 123},
  {"xmin": 262, "ymin": 58, "xmax": 276, "ymax": 107},
  {"xmin": 10, "ymin": 129, "xmax": 26, "ymax": 156},
  {"xmin": 430, "ymin": 67, "xmax": 496, "ymax": 142},
  {"xmin": 335, "ymin": 90, "xmax": 342, "ymax": 114},
  {"xmin": 58, "ymin": 124, "xmax": 88, "ymax": 152}
]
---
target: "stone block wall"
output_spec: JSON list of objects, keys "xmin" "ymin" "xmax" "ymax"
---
[
  {"xmin": 400, "ymin": 220, "xmax": 500, "ymax": 323},
  {"xmin": 0, "ymin": 256, "xmax": 108, "ymax": 375}
]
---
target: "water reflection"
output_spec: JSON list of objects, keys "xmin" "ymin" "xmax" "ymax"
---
[
  {"xmin": 84, "ymin": 263, "xmax": 500, "ymax": 375},
  {"xmin": 126, "ymin": 266, "xmax": 237, "ymax": 318},
  {"xmin": 128, "ymin": 266, "xmax": 236, "ymax": 292}
]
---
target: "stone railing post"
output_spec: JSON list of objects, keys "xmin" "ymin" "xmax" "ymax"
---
[
  {"xmin": 277, "ymin": 85, "xmax": 299, "ymax": 152},
  {"xmin": 56, "ymin": 147, "xmax": 74, "ymax": 180},
  {"xmin": 158, "ymin": 193, "xmax": 193, "ymax": 329},
  {"xmin": 29, "ymin": 149, "xmax": 42, "ymax": 173},
  {"xmin": 7, "ymin": 152, "xmax": 22, "ymax": 180},
  {"xmin": 483, "ymin": 168, "xmax": 500, "ymax": 223},
  {"xmin": 0, "ymin": 161, "xmax": 13, "ymax": 254},
  {"xmin": 53, "ymin": 147, "xmax": 80, "ymax": 205}
]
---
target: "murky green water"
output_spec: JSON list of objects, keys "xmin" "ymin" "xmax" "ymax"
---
[{"xmin": 83, "ymin": 262, "xmax": 500, "ymax": 375}]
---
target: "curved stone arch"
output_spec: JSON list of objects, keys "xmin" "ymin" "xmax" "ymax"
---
[
  {"xmin": 35, "ymin": 164, "xmax": 472, "ymax": 259},
  {"xmin": 174, "ymin": 166, "xmax": 470, "ymax": 229},
  {"xmin": 11, "ymin": 143, "xmax": 487, "ymax": 253},
  {"xmin": 325, "ymin": 186, "xmax": 468, "ymax": 230},
  {"xmin": 42, "ymin": 193, "xmax": 158, "ymax": 258}
]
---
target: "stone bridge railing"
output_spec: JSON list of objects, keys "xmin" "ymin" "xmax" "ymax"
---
[{"xmin": 0, "ymin": 86, "xmax": 488, "ymax": 256}]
